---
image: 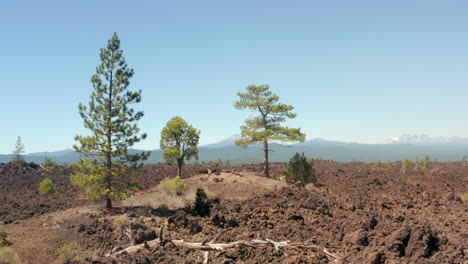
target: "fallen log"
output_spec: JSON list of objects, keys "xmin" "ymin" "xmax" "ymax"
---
[{"xmin": 106, "ymin": 226, "xmax": 342, "ymax": 262}]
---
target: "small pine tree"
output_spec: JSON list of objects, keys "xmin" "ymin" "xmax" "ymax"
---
[
  {"xmin": 194, "ymin": 188, "xmax": 211, "ymax": 217},
  {"xmin": 42, "ymin": 157, "xmax": 58, "ymax": 170},
  {"xmin": 11, "ymin": 137, "xmax": 25, "ymax": 167},
  {"xmin": 401, "ymin": 159, "xmax": 413, "ymax": 174},
  {"xmin": 284, "ymin": 153, "xmax": 316, "ymax": 184},
  {"xmin": 371, "ymin": 160, "xmax": 381, "ymax": 172},
  {"xmin": 39, "ymin": 178, "xmax": 55, "ymax": 195}
]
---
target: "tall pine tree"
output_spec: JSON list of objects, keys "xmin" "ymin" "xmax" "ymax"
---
[
  {"xmin": 72, "ymin": 33, "xmax": 149, "ymax": 209},
  {"xmin": 234, "ymin": 84, "xmax": 305, "ymax": 177}
]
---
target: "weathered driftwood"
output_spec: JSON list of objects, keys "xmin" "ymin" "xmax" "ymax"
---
[{"xmin": 106, "ymin": 226, "xmax": 342, "ymax": 262}]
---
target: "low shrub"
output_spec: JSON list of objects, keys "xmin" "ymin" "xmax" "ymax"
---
[
  {"xmin": 0, "ymin": 246, "xmax": 21, "ymax": 264},
  {"xmin": 284, "ymin": 153, "xmax": 317, "ymax": 184},
  {"xmin": 461, "ymin": 193, "xmax": 468, "ymax": 202},
  {"xmin": 371, "ymin": 160, "xmax": 381, "ymax": 172},
  {"xmin": 58, "ymin": 242, "xmax": 81, "ymax": 264},
  {"xmin": 42, "ymin": 157, "xmax": 58, "ymax": 170},
  {"xmin": 158, "ymin": 176, "xmax": 187, "ymax": 195},
  {"xmin": 401, "ymin": 159, "xmax": 413, "ymax": 174},
  {"xmin": 113, "ymin": 214, "xmax": 129, "ymax": 228},
  {"xmin": 39, "ymin": 178, "xmax": 55, "ymax": 195},
  {"xmin": 0, "ymin": 225, "xmax": 9, "ymax": 246}
]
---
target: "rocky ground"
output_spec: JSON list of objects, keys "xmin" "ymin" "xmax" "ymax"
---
[{"xmin": 0, "ymin": 161, "xmax": 467, "ymax": 263}]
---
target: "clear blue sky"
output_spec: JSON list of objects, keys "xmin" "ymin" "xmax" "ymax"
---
[{"xmin": 1, "ymin": 0, "xmax": 467, "ymax": 153}]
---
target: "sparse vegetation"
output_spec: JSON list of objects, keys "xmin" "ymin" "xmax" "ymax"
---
[
  {"xmin": 371, "ymin": 160, "xmax": 381, "ymax": 172},
  {"xmin": 386, "ymin": 161, "xmax": 395, "ymax": 169},
  {"xmin": 462, "ymin": 155, "xmax": 467, "ymax": 167},
  {"xmin": 72, "ymin": 33, "xmax": 149, "ymax": 209},
  {"xmin": 0, "ymin": 246, "xmax": 21, "ymax": 264},
  {"xmin": 11, "ymin": 136, "xmax": 25, "ymax": 167},
  {"xmin": 401, "ymin": 159, "xmax": 413, "ymax": 174},
  {"xmin": 160, "ymin": 116, "xmax": 200, "ymax": 177},
  {"xmin": 58, "ymin": 242, "xmax": 81, "ymax": 264},
  {"xmin": 223, "ymin": 160, "xmax": 231, "ymax": 167},
  {"xmin": 39, "ymin": 177, "xmax": 55, "ymax": 195},
  {"xmin": 158, "ymin": 176, "xmax": 187, "ymax": 195},
  {"xmin": 462, "ymin": 193, "xmax": 468, "ymax": 201},
  {"xmin": 414, "ymin": 155, "xmax": 431, "ymax": 170},
  {"xmin": 113, "ymin": 214, "xmax": 129, "ymax": 228},
  {"xmin": 234, "ymin": 84, "xmax": 306, "ymax": 177},
  {"xmin": 284, "ymin": 153, "xmax": 316, "ymax": 184},
  {"xmin": 42, "ymin": 157, "xmax": 57, "ymax": 170},
  {"xmin": 0, "ymin": 225, "xmax": 9, "ymax": 246}
]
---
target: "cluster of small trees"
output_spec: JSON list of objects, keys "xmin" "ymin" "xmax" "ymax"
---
[{"xmin": 68, "ymin": 33, "xmax": 305, "ymax": 208}]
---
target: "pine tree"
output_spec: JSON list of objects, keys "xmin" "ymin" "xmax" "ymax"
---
[
  {"xmin": 234, "ymin": 84, "xmax": 305, "ymax": 177},
  {"xmin": 160, "ymin": 116, "xmax": 200, "ymax": 177},
  {"xmin": 72, "ymin": 33, "xmax": 149, "ymax": 209},
  {"xmin": 11, "ymin": 136, "xmax": 25, "ymax": 166},
  {"xmin": 284, "ymin": 153, "xmax": 316, "ymax": 184}
]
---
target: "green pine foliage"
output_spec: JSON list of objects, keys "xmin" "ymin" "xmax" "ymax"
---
[
  {"xmin": 401, "ymin": 159, "xmax": 413, "ymax": 174},
  {"xmin": 234, "ymin": 85, "xmax": 305, "ymax": 177},
  {"xmin": 39, "ymin": 178, "xmax": 55, "ymax": 195},
  {"xmin": 160, "ymin": 116, "xmax": 200, "ymax": 177},
  {"xmin": 284, "ymin": 153, "xmax": 317, "ymax": 184},
  {"xmin": 11, "ymin": 136, "xmax": 25, "ymax": 167},
  {"xmin": 42, "ymin": 157, "xmax": 58, "ymax": 170},
  {"xmin": 371, "ymin": 160, "xmax": 381, "ymax": 172},
  {"xmin": 72, "ymin": 33, "xmax": 149, "ymax": 208}
]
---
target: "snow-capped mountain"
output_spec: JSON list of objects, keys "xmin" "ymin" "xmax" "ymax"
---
[
  {"xmin": 202, "ymin": 135, "xmax": 242, "ymax": 148},
  {"xmin": 385, "ymin": 134, "xmax": 468, "ymax": 145}
]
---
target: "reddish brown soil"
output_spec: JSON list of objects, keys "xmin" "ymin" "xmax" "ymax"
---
[{"xmin": 1, "ymin": 161, "xmax": 467, "ymax": 264}]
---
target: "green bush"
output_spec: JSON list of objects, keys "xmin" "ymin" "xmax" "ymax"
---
[
  {"xmin": 42, "ymin": 157, "xmax": 58, "ymax": 170},
  {"xmin": 0, "ymin": 225, "xmax": 9, "ymax": 246},
  {"xmin": 58, "ymin": 242, "xmax": 81, "ymax": 264},
  {"xmin": 414, "ymin": 155, "xmax": 431, "ymax": 171},
  {"xmin": 386, "ymin": 161, "xmax": 395, "ymax": 169},
  {"xmin": 158, "ymin": 176, "xmax": 187, "ymax": 195},
  {"xmin": 284, "ymin": 153, "xmax": 316, "ymax": 184},
  {"xmin": 371, "ymin": 160, "xmax": 381, "ymax": 172},
  {"xmin": 0, "ymin": 246, "xmax": 21, "ymax": 264},
  {"xmin": 401, "ymin": 159, "xmax": 413, "ymax": 174},
  {"xmin": 39, "ymin": 178, "xmax": 55, "ymax": 195}
]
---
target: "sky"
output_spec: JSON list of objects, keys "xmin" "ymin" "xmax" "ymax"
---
[{"xmin": 1, "ymin": 0, "xmax": 468, "ymax": 153}]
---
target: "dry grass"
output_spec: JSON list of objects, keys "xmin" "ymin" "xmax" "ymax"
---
[
  {"xmin": 113, "ymin": 214, "xmax": 129, "ymax": 228},
  {"xmin": 0, "ymin": 225, "xmax": 9, "ymax": 246},
  {"xmin": 0, "ymin": 246, "xmax": 21, "ymax": 264},
  {"xmin": 462, "ymin": 193, "xmax": 468, "ymax": 201},
  {"xmin": 58, "ymin": 242, "xmax": 81, "ymax": 263},
  {"xmin": 124, "ymin": 172, "xmax": 287, "ymax": 209}
]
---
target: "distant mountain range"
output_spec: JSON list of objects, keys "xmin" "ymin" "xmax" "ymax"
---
[{"xmin": 1, "ymin": 135, "xmax": 467, "ymax": 165}]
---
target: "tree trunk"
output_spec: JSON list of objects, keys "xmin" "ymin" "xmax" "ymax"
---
[
  {"xmin": 106, "ymin": 68, "xmax": 114, "ymax": 209},
  {"xmin": 177, "ymin": 159, "xmax": 183, "ymax": 177},
  {"xmin": 263, "ymin": 139, "xmax": 270, "ymax": 177}
]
